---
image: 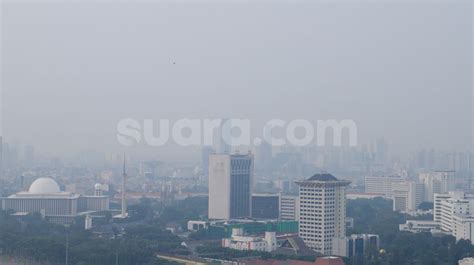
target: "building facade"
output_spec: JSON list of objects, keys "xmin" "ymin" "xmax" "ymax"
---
[
  {"xmin": 296, "ymin": 173, "xmax": 350, "ymax": 255},
  {"xmin": 452, "ymin": 214, "xmax": 474, "ymax": 242},
  {"xmin": 222, "ymin": 228, "xmax": 277, "ymax": 252},
  {"xmin": 252, "ymin": 194, "xmax": 279, "ymax": 219},
  {"xmin": 332, "ymin": 234, "xmax": 380, "ymax": 258},
  {"xmin": 392, "ymin": 181, "xmax": 424, "ymax": 212},
  {"xmin": 434, "ymin": 192, "xmax": 474, "ymax": 232},
  {"xmin": 280, "ymin": 195, "xmax": 300, "ymax": 221},
  {"xmin": 419, "ymin": 171, "xmax": 456, "ymax": 202},
  {"xmin": 365, "ymin": 176, "xmax": 405, "ymax": 197},
  {"xmin": 208, "ymin": 153, "xmax": 254, "ymax": 220}
]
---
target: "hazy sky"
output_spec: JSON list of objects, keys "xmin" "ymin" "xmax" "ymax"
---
[{"xmin": 1, "ymin": 1, "xmax": 472, "ymax": 159}]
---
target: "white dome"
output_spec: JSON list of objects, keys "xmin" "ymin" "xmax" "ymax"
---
[{"xmin": 29, "ymin": 177, "xmax": 61, "ymax": 194}]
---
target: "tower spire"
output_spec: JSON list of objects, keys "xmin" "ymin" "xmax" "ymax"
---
[
  {"xmin": 123, "ymin": 153, "xmax": 126, "ymax": 175},
  {"xmin": 121, "ymin": 154, "xmax": 128, "ymax": 218}
]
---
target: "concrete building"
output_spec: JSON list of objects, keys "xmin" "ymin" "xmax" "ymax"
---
[
  {"xmin": 296, "ymin": 173, "xmax": 350, "ymax": 255},
  {"xmin": 201, "ymin": 146, "xmax": 214, "ymax": 177},
  {"xmin": 332, "ymin": 234, "xmax": 380, "ymax": 258},
  {"xmin": 392, "ymin": 181, "xmax": 424, "ymax": 212},
  {"xmin": 434, "ymin": 192, "xmax": 474, "ymax": 232},
  {"xmin": 419, "ymin": 171, "xmax": 456, "ymax": 202},
  {"xmin": 365, "ymin": 176, "xmax": 405, "ymax": 197},
  {"xmin": 208, "ymin": 153, "xmax": 254, "ymax": 220},
  {"xmin": 280, "ymin": 195, "xmax": 299, "ymax": 220},
  {"xmin": 187, "ymin": 220, "xmax": 209, "ymax": 231},
  {"xmin": 222, "ymin": 228, "xmax": 277, "ymax": 252},
  {"xmin": 252, "ymin": 194, "xmax": 279, "ymax": 219},
  {"xmin": 1, "ymin": 177, "xmax": 109, "ymax": 224},
  {"xmin": 452, "ymin": 214, "xmax": 474, "ymax": 242}
]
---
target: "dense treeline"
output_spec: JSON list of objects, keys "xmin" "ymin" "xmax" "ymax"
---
[
  {"xmin": 346, "ymin": 198, "xmax": 474, "ymax": 265},
  {"xmin": 0, "ymin": 207, "xmax": 187, "ymax": 264}
]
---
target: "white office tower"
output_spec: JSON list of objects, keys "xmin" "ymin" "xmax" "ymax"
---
[
  {"xmin": 296, "ymin": 173, "xmax": 351, "ymax": 255},
  {"xmin": 280, "ymin": 195, "xmax": 300, "ymax": 220},
  {"xmin": 434, "ymin": 192, "xmax": 474, "ymax": 243},
  {"xmin": 208, "ymin": 153, "xmax": 253, "ymax": 220},
  {"xmin": 392, "ymin": 181, "xmax": 424, "ymax": 212},
  {"xmin": 419, "ymin": 171, "xmax": 456, "ymax": 202},
  {"xmin": 452, "ymin": 214, "xmax": 474, "ymax": 243},
  {"xmin": 433, "ymin": 192, "xmax": 474, "ymax": 233}
]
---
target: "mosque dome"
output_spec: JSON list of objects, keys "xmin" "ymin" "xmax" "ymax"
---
[{"xmin": 28, "ymin": 177, "xmax": 61, "ymax": 194}]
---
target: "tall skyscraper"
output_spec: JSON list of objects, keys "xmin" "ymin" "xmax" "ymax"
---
[
  {"xmin": 256, "ymin": 141, "xmax": 272, "ymax": 177},
  {"xmin": 296, "ymin": 173, "xmax": 350, "ymax": 255},
  {"xmin": 217, "ymin": 118, "xmax": 232, "ymax": 154},
  {"xmin": 208, "ymin": 153, "xmax": 253, "ymax": 220},
  {"xmin": 201, "ymin": 146, "xmax": 214, "ymax": 177}
]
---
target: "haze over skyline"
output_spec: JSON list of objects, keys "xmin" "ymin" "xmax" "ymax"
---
[{"xmin": 1, "ymin": 1, "xmax": 472, "ymax": 159}]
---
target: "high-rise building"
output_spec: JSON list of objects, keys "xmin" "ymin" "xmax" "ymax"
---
[
  {"xmin": 452, "ymin": 214, "xmax": 474, "ymax": 243},
  {"xmin": 256, "ymin": 141, "xmax": 272, "ymax": 177},
  {"xmin": 374, "ymin": 137, "xmax": 388, "ymax": 165},
  {"xmin": 201, "ymin": 146, "xmax": 214, "ymax": 177},
  {"xmin": 296, "ymin": 173, "xmax": 350, "ymax": 255},
  {"xmin": 419, "ymin": 171, "xmax": 456, "ymax": 202},
  {"xmin": 208, "ymin": 153, "xmax": 253, "ymax": 220},
  {"xmin": 433, "ymin": 191, "xmax": 474, "ymax": 243},
  {"xmin": 217, "ymin": 118, "xmax": 232, "ymax": 154},
  {"xmin": 392, "ymin": 181, "xmax": 424, "ymax": 212},
  {"xmin": 280, "ymin": 195, "xmax": 300, "ymax": 220},
  {"xmin": 435, "ymin": 192, "xmax": 474, "ymax": 233},
  {"xmin": 252, "ymin": 194, "xmax": 279, "ymax": 219}
]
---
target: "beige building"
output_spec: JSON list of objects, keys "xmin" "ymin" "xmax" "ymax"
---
[
  {"xmin": 296, "ymin": 173, "xmax": 350, "ymax": 255},
  {"xmin": 392, "ymin": 181, "xmax": 424, "ymax": 212},
  {"xmin": 280, "ymin": 195, "xmax": 299, "ymax": 220}
]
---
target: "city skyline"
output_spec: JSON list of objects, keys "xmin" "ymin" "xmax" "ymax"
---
[{"xmin": 1, "ymin": 1, "xmax": 472, "ymax": 157}]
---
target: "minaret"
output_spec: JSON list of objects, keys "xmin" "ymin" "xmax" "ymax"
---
[{"xmin": 121, "ymin": 156, "xmax": 128, "ymax": 217}]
